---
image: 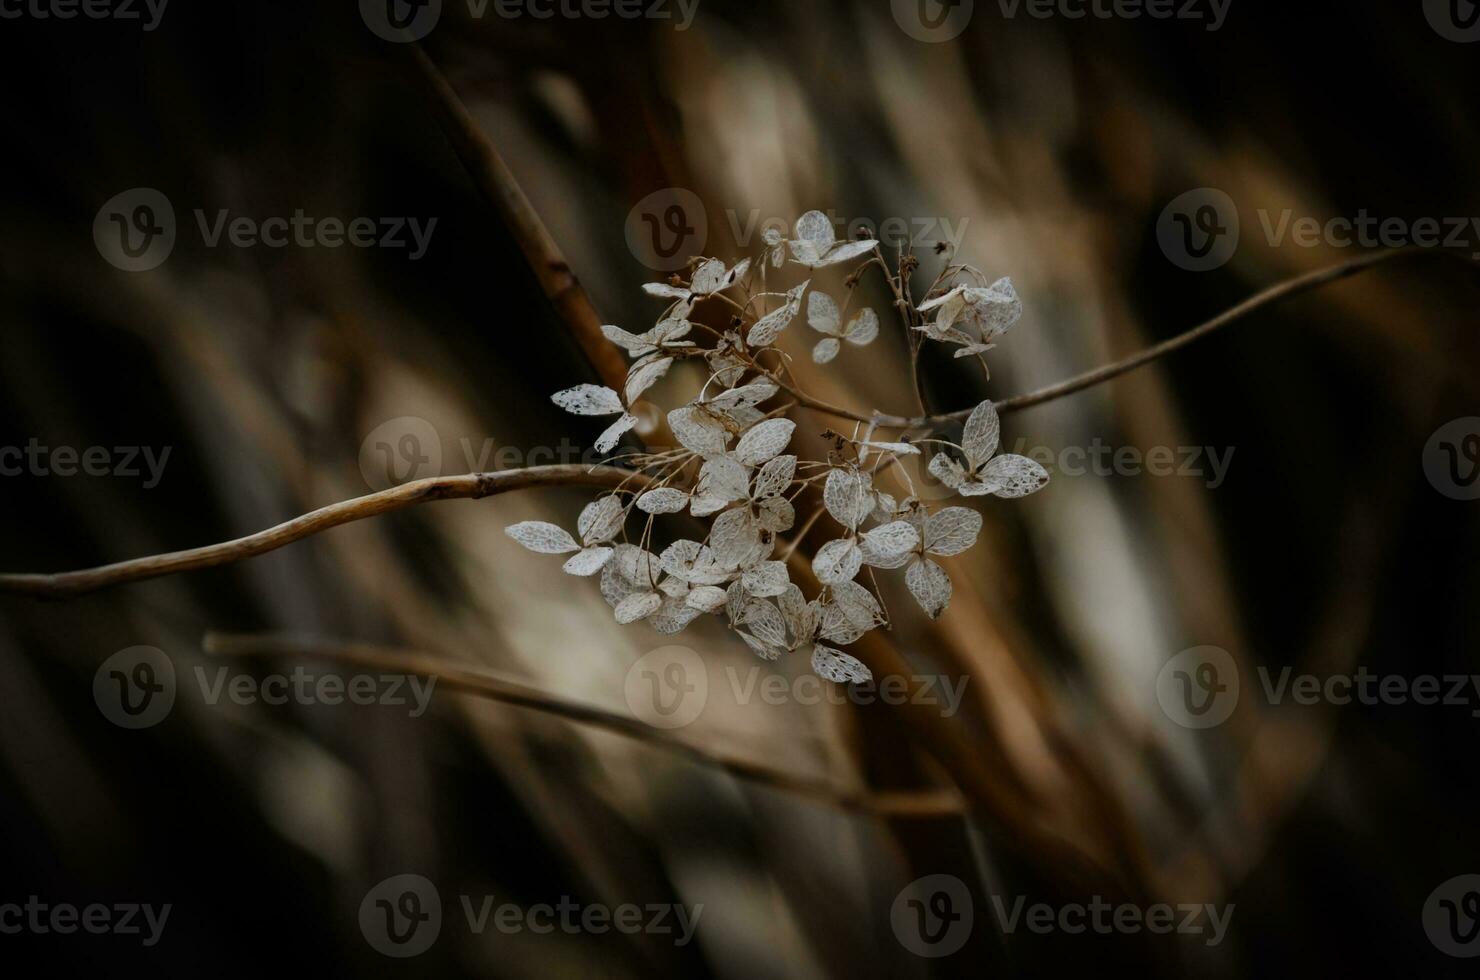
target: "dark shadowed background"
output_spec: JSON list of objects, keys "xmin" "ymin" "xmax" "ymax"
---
[{"xmin": 2, "ymin": 0, "xmax": 1479, "ymax": 976}]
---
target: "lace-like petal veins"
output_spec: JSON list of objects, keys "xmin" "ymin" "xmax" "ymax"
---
[
  {"xmin": 966, "ymin": 277, "xmax": 1022, "ymax": 340},
  {"xmin": 624, "ymin": 356, "xmax": 672, "ymax": 403},
  {"xmin": 689, "ymin": 258, "xmax": 729, "ymax": 295},
  {"xmin": 738, "ymin": 631, "xmax": 783, "ymax": 661},
  {"xmin": 613, "ymin": 544, "xmax": 661, "ymax": 588},
  {"xmin": 741, "ymin": 599, "xmax": 789, "ymax": 649},
  {"xmin": 562, "ymin": 546, "xmax": 614, "ymax": 577},
  {"xmin": 928, "ymin": 452, "xmax": 967, "ymax": 490},
  {"xmin": 845, "ymin": 308, "xmax": 879, "ymax": 345},
  {"xmin": 752, "ymin": 454, "xmax": 797, "ymax": 500},
  {"xmin": 812, "ymin": 538, "xmax": 863, "ymax": 585},
  {"xmin": 807, "ymin": 290, "xmax": 840, "ymax": 334},
  {"xmin": 601, "ymin": 324, "xmax": 651, "ymax": 355},
  {"xmin": 660, "ymin": 540, "xmax": 730, "ymax": 585},
  {"xmin": 961, "ymin": 400, "xmax": 1001, "ymax": 470},
  {"xmin": 861, "ymin": 521, "xmax": 920, "ymax": 560},
  {"xmin": 506, "ymin": 521, "xmax": 579, "ymax": 554},
  {"xmin": 636, "ymin": 487, "xmax": 689, "ymax": 514},
  {"xmin": 578, "ymin": 495, "xmax": 626, "ymax": 544},
  {"xmin": 734, "ymin": 418, "xmax": 795, "ymax": 467},
  {"xmin": 667, "ymin": 406, "xmax": 730, "ymax": 457},
  {"xmin": 823, "ymin": 468, "xmax": 873, "ymax": 529},
  {"xmin": 595, "ymin": 414, "xmax": 639, "ymax": 454},
  {"xmin": 794, "ymin": 210, "xmax": 835, "ymax": 247},
  {"xmin": 689, "ymin": 494, "xmax": 731, "ymax": 517},
  {"xmin": 746, "ymin": 283, "xmax": 807, "ymax": 347},
  {"xmin": 812, "ymin": 337, "xmax": 841, "ymax": 364},
  {"xmin": 831, "ymin": 579, "xmax": 883, "ymax": 628},
  {"xmin": 614, "ymin": 591, "xmax": 662, "ymax": 624},
  {"xmin": 811, "ymin": 239, "xmax": 876, "ymax": 267},
  {"xmin": 905, "ymin": 557, "xmax": 953, "ymax": 619},
  {"xmin": 811, "ymin": 644, "xmax": 873, "ymax": 684},
  {"xmin": 741, "ymin": 560, "xmax": 790, "ymax": 598},
  {"xmin": 649, "ymin": 595, "xmax": 703, "ymax": 635},
  {"xmin": 756, "ymin": 496, "xmax": 795, "ymax": 533},
  {"xmin": 957, "ymin": 482, "xmax": 995, "ymax": 497},
  {"xmin": 708, "ymin": 380, "xmax": 778, "ymax": 411},
  {"xmin": 698, "ymin": 456, "xmax": 751, "ymax": 502},
  {"xmin": 643, "ymin": 282, "xmax": 689, "ymax": 300},
  {"xmin": 924, "ymin": 506, "xmax": 982, "ymax": 556},
  {"xmin": 686, "ymin": 585, "xmax": 729, "ymax": 613},
  {"xmin": 552, "ymin": 384, "xmax": 623, "ymax": 416},
  {"xmin": 711, "ymin": 507, "xmax": 760, "ymax": 567},
  {"xmin": 778, "ymin": 584, "xmax": 814, "ymax": 643},
  {"xmin": 978, "ymin": 454, "xmax": 1050, "ymax": 498}
]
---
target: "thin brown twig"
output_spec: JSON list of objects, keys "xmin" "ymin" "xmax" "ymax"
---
[
  {"xmin": 0, "ymin": 465, "xmax": 650, "ymax": 599},
  {"xmin": 773, "ymin": 247, "xmax": 1480, "ymax": 429},
  {"xmin": 204, "ymin": 631, "xmax": 963, "ymax": 818}
]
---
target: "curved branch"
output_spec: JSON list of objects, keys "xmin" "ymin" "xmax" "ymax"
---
[
  {"xmin": 778, "ymin": 248, "xmax": 1477, "ymax": 428},
  {"xmin": 0, "ymin": 465, "xmax": 649, "ymax": 599},
  {"xmin": 205, "ymin": 631, "xmax": 963, "ymax": 817}
]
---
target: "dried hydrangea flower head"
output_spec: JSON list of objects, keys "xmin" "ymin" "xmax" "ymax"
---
[{"xmin": 506, "ymin": 209, "xmax": 1050, "ymax": 684}]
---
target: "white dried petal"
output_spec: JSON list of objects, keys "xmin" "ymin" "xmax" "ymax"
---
[
  {"xmin": 741, "ymin": 560, "xmax": 789, "ymax": 598},
  {"xmin": 752, "ymin": 454, "xmax": 796, "ymax": 500},
  {"xmin": 861, "ymin": 520, "xmax": 920, "ymax": 560},
  {"xmin": 809, "ymin": 239, "xmax": 875, "ymax": 267},
  {"xmin": 928, "ymin": 452, "xmax": 967, "ymax": 490},
  {"xmin": 918, "ymin": 285, "xmax": 966, "ymax": 313},
  {"xmin": 624, "ymin": 356, "xmax": 672, "ymax": 403},
  {"xmin": 811, "ymin": 644, "xmax": 873, "ymax": 684},
  {"xmin": 845, "ymin": 308, "xmax": 878, "ymax": 345},
  {"xmin": 823, "ymin": 468, "xmax": 873, "ymax": 529},
  {"xmin": 698, "ymin": 456, "xmax": 751, "ymax": 502},
  {"xmin": 860, "ymin": 440, "xmax": 920, "ymax": 457},
  {"xmin": 812, "ymin": 338, "xmax": 841, "ymax": 364},
  {"xmin": 689, "ymin": 494, "xmax": 731, "ymax": 517},
  {"xmin": 906, "ymin": 557, "xmax": 953, "ymax": 619},
  {"xmin": 961, "ymin": 400, "xmax": 1001, "ymax": 470},
  {"xmin": 552, "ymin": 384, "xmax": 623, "ymax": 417},
  {"xmin": 741, "ymin": 599, "xmax": 788, "ymax": 648},
  {"xmin": 594, "ymin": 413, "xmax": 639, "ymax": 454},
  {"xmin": 649, "ymin": 595, "xmax": 703, "ymax": 635},
  {"xmin": 794, "ymin": 210, "xmax": 835, "ymax": 247},
  {"xmin": 807, "ymin": 290, "xmax": 840, "ymax": 334},
  {"xmin": 659, "ymin": 539, "xmax": 729, "ymax": 585},
  {"xmin": 734, "ymin": 418, "xmax": 795, "ymax": 467},
  {"xmin": 965, "ymin": 277, "xmax": 1022, "ymax": 340},
  {"xmin": 686, "ymin": 585, "xmax": 729, "ymax": 613},
  {"xmin": 505, "ymin": 521, "xmax": 579, "ymax": 554},
  {"xmin": 689, "ymin": 258, "xmax": 729, "ymax": 295},
  {"xmin": 746, "ymin": 282, "xmax": 807, "ymax": 347},
  {"xmin": 978, "ymin": 454, "xmax": 1050, "ymax": 498},
  {"xmin": 755, "ymin": 496, "xmax": 794, "ymax": 533},
  {"xmin": 708, "ymin": 380, "xmax": 778, "ymax": 411},
  {"xmin": 925, "ymin": 507, "xmax": 982, "ymax": 556},
  {"xmin": 812, "ymin": 538, "xmax": 862, "ymax": 585},
  {"xmin": 613, "ymin": 544, "xmax": 660, "ymax": 587},
  {"xmin": 831, "ymin": 579, "xmax": 883, "ymax": 628},
  {"xmin": 636, "ymin": 487, "xmax": 689, "ymax": 514},
  {"xmin": 667, "ymin": 406, "xmax": 730, "ymax": 457},
  {"xmin": 778, "ymin": 584, "xmax": 816, "ymax": 644},
  {"xmin": 738, "ymin": 631, "xmax": 783, "ymax": 661},
  {"xmin": 711, "ymin": 507, "xmax": 760, "ymax": 567},
  {"xmin": 614, "ymin": 591, "xmax": 662, "ymax": 624},
  {"xmin": 601, "ymin": 323, "xmax": 651, "ymax": 355},
  {"xmin": 578, "ymin": 495, "xmax": 626, "ymax": 545},
  {"xmin": 562, "ymin": 546, "xmax": 614, "ymax": 577},
  {"xmin": 643, "ymin": 282, "xmax": 689, "ymax": 300}
]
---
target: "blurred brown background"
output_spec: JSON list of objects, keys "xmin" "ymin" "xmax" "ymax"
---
[{"xmin": 2, "ymin": 0, "xmax": 1479, "ymax": 976}]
